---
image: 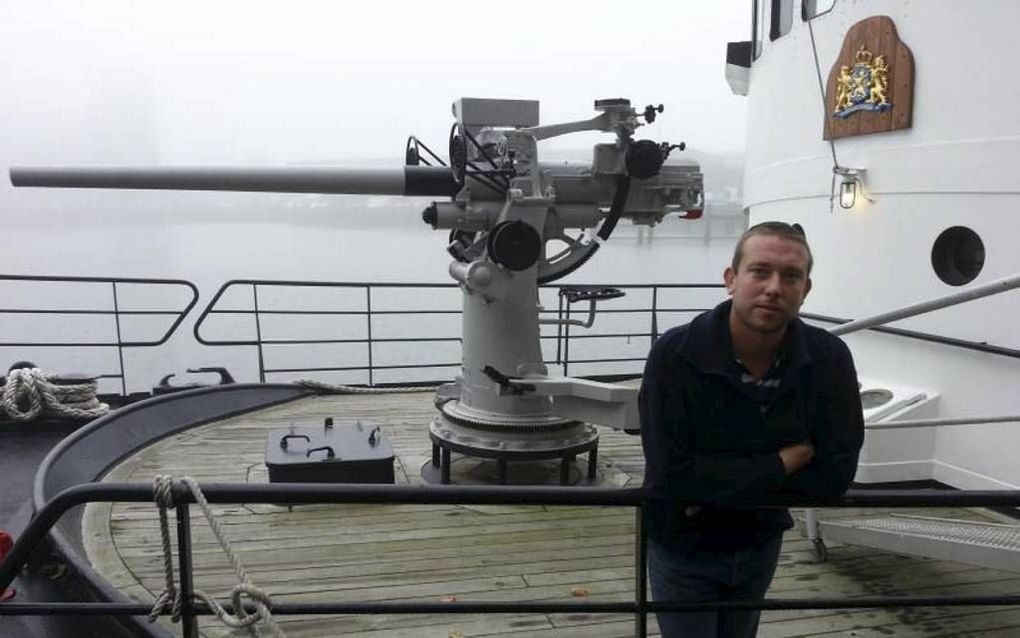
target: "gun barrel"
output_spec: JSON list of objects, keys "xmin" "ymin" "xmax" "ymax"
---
[{"xmin": 9, "ymin": 165, "xmax": 458, "ymax": 197}]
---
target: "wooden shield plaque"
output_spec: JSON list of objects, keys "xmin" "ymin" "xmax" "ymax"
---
[{"xmin": 823, "ymin": 16, "xmax": 914, "ymax": 140}]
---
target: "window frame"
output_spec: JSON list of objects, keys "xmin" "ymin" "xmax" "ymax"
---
[
  {"xmin": 802, "ymin": 0, "xmax": 837, "ymax": 21},
  {"xmin": 769, "ymin": 0, "xmax": 794, "ymax": 41},
  {"xmin": 752, "ymin": 0, "xmax": 767, "ymax": 59}
]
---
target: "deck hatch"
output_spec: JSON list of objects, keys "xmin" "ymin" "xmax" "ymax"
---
[{"xmin": 265, "ymin": 419, "xmax": 395, "ymax": 484}]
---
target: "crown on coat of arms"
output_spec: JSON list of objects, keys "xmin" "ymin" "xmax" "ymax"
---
[{"xmin": 854, "ymin": 46, "xmax": 874, "ymax": 65}]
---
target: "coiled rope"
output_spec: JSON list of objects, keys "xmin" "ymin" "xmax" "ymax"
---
[
  {"xmin": 296, "ymin": 379, "xmax": 437, "ymax": 394},
  {"xmin": 1, "ymin": 367, "xmax": 109, "ymax": 421},
  {"xmin": 149, "ymin": 475, "xmax": 284, "ymax": 638}
]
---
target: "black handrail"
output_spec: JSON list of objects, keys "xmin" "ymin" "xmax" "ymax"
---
[
  {"xmin": 193, "ymin": 279, "xmax": 726, "ymax": 383},
  {"xmin": 0, "ymin": 274, "xmax": 200, "ymax": 395},
  {"xmin": 190, "ymin": 279, "xmax": 1020, "ymax": 386},
  {"xmin": 802, "ymin": 312, "xmax": 1020, "ymax": 359},
  {"xmin": 2, "ymin": 482, "xmax": 1019, "ymax": 638}
]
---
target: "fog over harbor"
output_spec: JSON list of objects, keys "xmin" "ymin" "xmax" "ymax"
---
[
  {"xmin": 1, "ymin": 2, "xmax": 749, "ymax": 162},
  {"xmin": 0, "ymin": 1, "xmax": 750, "ymax": 389},
  {"xmin": 1, "ymin": 0, "xmax": 748, "ymax": 266}
]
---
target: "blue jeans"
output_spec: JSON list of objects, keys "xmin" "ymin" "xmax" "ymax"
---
[{"xmin": 647, "ymin": 533, "xmax": 783, "ymax": 638}]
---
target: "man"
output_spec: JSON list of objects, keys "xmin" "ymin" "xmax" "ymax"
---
[{"xmin": 639, "ymin": 221, "xmax": 864, "ymax": 637}]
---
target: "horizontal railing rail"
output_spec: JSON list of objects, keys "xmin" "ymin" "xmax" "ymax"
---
[
  {"xmin": 807, "ymin": 271, "xmax": 1020, "ymax": 360},
  {"xmin": 193, "ymin": 279, "xmax": 726, "ymax": 384},
  {"xmin": 193, "ymin": 276, "xmax": 1020, "ymax": 388},
  {"xmin": 827, "ymin": 273, "xmax": 1020, "ymax": 338},
  {"xmin": 803, "ymin": 312, "xmax": 1020, "ymax": 360},
  {"xmin": 1, "ymin": 482, "xmax": 1019, "ymax": 638},
  {"xmin": 865, "ymin": 414, "xmax": 1020, "ymax": 430},
  {"xmin": 5, "ymin": 272, "xmax": 1018, "ymax": 398},
  {"xmin": 0, "ymin": 274, "xmax": 200, "ymax": 395}
]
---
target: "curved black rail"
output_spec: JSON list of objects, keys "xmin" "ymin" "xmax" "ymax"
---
[
  {"xmin": 18, "ymin": 383, "xmax": 314, "ymax": 637},
  {"xmin": 0, "ymin": 274, "xmax": 200, "ymax": 395},
  {"xmin": 2, "ymin": 481, "xmax": 1020, "ymax": 637}
]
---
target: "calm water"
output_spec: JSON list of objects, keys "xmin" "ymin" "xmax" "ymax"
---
[{"xmin": 0, "ymin": 208, "xmax": 742, "ymax": 392}]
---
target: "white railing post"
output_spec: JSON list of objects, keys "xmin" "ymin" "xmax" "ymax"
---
[{"xmin": 828, "ymin": 273, "xmax": 1020, "ymax": 337}]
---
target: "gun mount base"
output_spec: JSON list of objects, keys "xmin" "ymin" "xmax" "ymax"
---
[{"xmin": 424, "ymin": 408, "xmax": 599, "ymax": 486}]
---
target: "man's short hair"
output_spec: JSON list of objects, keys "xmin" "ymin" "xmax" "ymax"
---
[{"xmin": 731, "ymin": 221, "xmax": 813, "ymax": 274}]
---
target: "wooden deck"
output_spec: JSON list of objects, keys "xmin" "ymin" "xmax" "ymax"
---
[{"xmin": 82, "ymin": 391, "xmax": 1020, "ymax": 637}]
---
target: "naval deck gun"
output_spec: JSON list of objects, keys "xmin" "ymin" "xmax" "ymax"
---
[{"xmin": 11, "ymin": 97, "xmax": 703, "ymax": 484}]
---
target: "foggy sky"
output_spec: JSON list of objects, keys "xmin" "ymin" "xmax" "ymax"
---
[{"xmin": 0, "ymin": 1, "xmax": 750, "ymax": 169}]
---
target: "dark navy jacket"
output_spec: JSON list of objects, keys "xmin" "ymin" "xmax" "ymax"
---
[{"xmin": 640, "ymin": 300, "xmax": 864, "ymax": 550}]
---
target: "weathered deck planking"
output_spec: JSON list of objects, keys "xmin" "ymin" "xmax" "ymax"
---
[{"xmin": 82, "ymin": 392, "xmax": 1020, "ymax": 637}]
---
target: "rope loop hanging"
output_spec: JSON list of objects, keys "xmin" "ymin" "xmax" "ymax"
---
[{"xmin": 147, "ymin": 475, "xmax": 284, "ymax": 638}]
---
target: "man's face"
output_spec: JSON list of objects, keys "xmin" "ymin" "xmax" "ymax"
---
[{"xmin": 724, "ymin": 234, "xmax": 812, "ymax": 336}]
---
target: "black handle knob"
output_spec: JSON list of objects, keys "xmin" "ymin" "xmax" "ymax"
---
[
  {"xmin": 306, "ymin": 445, "xmax": 336, "ymax": 459},
  {"xmin": 643, "ymin": 104, "xmax": 664, "ymax": 123},
  {"xmin": 280, "ymin": 434, "xmax": 310, "ymax": 450}
]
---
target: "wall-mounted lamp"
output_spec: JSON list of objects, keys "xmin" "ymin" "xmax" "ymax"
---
[
  {"xmin": 833, "ymin": 167, "xmax": 867, "ymax": 210},
  {"xmin": 839, "ymin": 178, "xmax": 857, "ymax": 209}
]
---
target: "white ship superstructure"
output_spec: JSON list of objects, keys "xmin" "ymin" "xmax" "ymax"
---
[{"xmin": 733, "ymin": 0, "xmax": 1020, "ymax": 490}]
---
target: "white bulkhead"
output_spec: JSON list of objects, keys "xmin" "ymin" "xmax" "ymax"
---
[{"xmin": 738, "ymin": 0, "xmax": 1020, "ymax": 489}]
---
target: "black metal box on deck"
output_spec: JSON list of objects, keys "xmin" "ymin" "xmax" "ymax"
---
[{"xmin": 265, "ymin": 419, "xmax": 395, "ymax": 484}]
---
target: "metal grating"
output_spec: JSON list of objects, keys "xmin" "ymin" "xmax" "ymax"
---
[
  {"xmin": 819, "ymin": 514, "xmax": 1020, "ymax": 572},
  {"xmin": 828, "ymin": 514, "xmax": 1020, "ymax": 550}
]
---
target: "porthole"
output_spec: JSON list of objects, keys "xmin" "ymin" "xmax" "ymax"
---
[{"xmin": 931, "ymin": 226, "xmax": 985, "ymax": 286}]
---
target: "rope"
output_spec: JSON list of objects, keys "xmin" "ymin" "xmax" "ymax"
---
[
  {"xmin": 148, "ymin": 475, "xmax": 284, "ymax": 638},
  {"xmin": 296, "ymin": 379, "xmax": 438, "ymax": 394},
  {"xmin": 0, "ymin": 367, "xmax": 109, "ymax": 421},
  {"xmin": 148, "ymin": 477, "xmax": 181, "ymax": 623}
]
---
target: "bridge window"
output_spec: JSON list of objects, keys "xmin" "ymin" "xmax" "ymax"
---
[
  {"xmin": 770, "ymin": 0, "xmax": 794, "ymax": 40},
  {"xmin": 803, "ymin": 0, "xmax": 837, "ymax": 20},
  {"xmin": 752, "ymin": 0, "xmax": 767, "ymax": 59}
]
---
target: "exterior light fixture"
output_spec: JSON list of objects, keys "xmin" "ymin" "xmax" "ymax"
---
[
  {"xmin": 833, "ymin": 167, "xmax": 867, "ymax": 210},
  {"xmin": 839, "ymin": 178, "xmax": 857, "ymax": 209}
]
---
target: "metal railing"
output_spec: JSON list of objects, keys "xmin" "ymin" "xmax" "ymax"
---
[
  {"xmin": 0, "ymin": 274, "xmax": 200, "ymax": 395},
  {"xmin": 551, "ymin": 283, "xmax": 724, "ymax": 376},
  {"xmin": 799, "ymin": 273, "xmax": 1020, "ymax": 549},
  {"xmin": 193, "ymin": 279, "xmax": 727, "ymax": 384},
  {"xmin": 4, "ymin": 271, "xmax": 1018, "ymax": 398},
  {"xmin": 804, "ymin": 310, "xmax": 1020, "ymax": 360},
  {"xmin": 191, "ymin": 274, "xmax": 1020, "ymax": 388},
  {"xmin": 1, "ymin": 482, "xmax": 1019, "ymax": 637},
  {"xmin": 805, "ymin": 272, "xmax": 1020, "ymax": 360},
  {"xmin": 193, "ymin": 280, "xmax": 463, "ymax": 385},
  {"xmin": 801, "ymin": 271, "xmax": 1020, "ymax": 432}
]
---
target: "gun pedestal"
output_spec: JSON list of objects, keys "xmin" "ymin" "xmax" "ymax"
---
[{"xmin": 428, "ymin": 261, "xmax": 601, "ymax": 485}]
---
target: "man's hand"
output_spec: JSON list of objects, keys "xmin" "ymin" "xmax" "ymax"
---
[{"xmin": 779, "ymin": 442, "xmax": 815, "ymax": 475}]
